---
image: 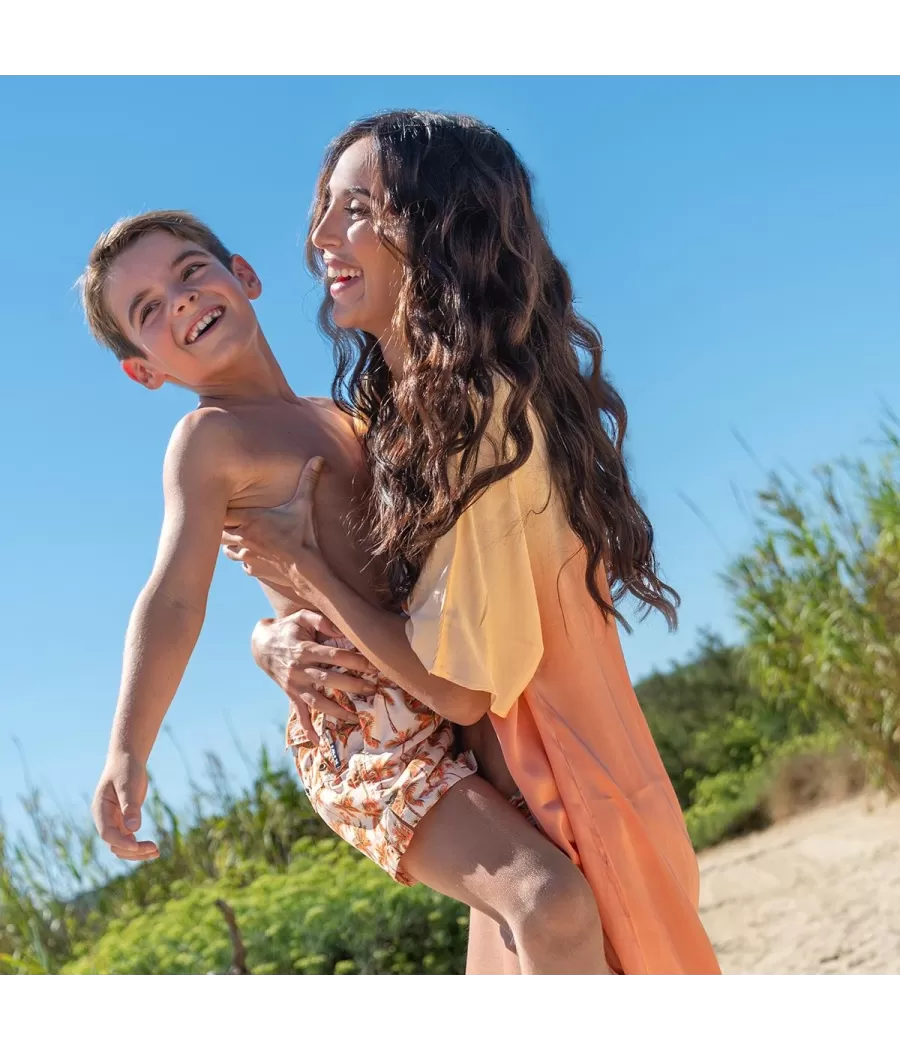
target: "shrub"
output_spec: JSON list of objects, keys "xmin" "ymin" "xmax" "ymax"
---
[{"xmin": 64, "ymin": 838, "xmax": 468, "ymax": 975}]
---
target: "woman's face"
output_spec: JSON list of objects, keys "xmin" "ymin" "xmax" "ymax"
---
[{"xmin": 311, "ymin": 137, "xmax": 403, "ymax": 353}]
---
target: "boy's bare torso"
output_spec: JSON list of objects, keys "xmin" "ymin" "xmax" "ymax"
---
[{"xmin": 198, "ymin": 391, "xmax": 515, "ymax": 795}]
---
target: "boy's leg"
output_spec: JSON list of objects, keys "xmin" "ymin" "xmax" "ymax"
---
[{"xmin": 400, "ymin": 775, "xmax": 610, "ymax": 975}]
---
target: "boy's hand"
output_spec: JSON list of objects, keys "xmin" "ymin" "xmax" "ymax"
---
[{"xmin": 91, "ymin": 752, "xmax": 159, "ymax": 862}]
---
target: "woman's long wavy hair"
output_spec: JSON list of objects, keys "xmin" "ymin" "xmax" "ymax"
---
[{"xmin": 307, "ymin": 111, "xmax": 678, "ymax": 629}]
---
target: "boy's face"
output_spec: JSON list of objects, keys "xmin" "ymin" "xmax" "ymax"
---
[{"xmin": 103, "ymin": 231, "xmax": 262, "ymax": 391}]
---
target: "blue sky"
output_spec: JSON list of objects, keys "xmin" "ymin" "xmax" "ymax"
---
[{"xmin": 1, "ymin": 76, "xmax": 897, "ymax": 835}]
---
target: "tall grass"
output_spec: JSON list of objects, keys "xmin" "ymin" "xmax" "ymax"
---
[
  {"xmin": 0, "ymin": 742, "xmax": 326, "ymax": 974},
  {"xmin": 726, "ymin": 422, "xmax": 900, "ymax": 792}
]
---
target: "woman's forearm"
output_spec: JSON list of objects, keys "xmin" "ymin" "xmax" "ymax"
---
[{"xmin": 296, "ymin": 566, "xmax": 490, "ymax": 725}]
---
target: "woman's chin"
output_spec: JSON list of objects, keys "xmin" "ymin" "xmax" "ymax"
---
[{"xmin": 331, "ymin": 305, "xmax": 361, "ymax": 331}]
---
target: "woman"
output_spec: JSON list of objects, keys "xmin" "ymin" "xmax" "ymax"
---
[{"xmin": 224, "ymin": 111, "xmax": 720, "ymax": 975}]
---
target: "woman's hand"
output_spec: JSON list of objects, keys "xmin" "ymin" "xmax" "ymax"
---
[
  {"xmin": 221, "ymin": 457, "xmax": 328, "ymax": 600},
  {"xmin": 251, "ymin": 608, "xmax": 379, "ymax": 742}
]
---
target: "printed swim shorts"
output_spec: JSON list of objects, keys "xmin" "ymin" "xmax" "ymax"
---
[{"xmin": 286, "ymin": 638, "xmax": 477, "ymax": 886}]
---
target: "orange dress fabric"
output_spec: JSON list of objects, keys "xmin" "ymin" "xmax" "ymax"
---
[{"xmin": 405, "ymin": 388, "xmax": 720, "ymax": 974}]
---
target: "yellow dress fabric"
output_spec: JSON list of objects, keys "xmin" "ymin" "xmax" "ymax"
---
[{"xmin": 406, "ymin": 389, "xmax": 720, "ymax": 974}]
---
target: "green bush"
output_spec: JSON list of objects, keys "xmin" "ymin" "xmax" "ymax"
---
[
  {"xmin": 683, "ymin": 730, "xmax": 846, "ymax": 851},
  {"xmin": 726, "ymin": 427, "xmax": 900, "ymax": 792},
  {"xmin": 0, "ymin": 744, "xmax": 335, "ymax": 973},
  {"xmin": 64, "ymin": 838, "xmax": 468, "ymax": 975},
  {"xmin": 636, "ymin": 632, "xmax": 816, "ymax": 812},
  {"xmin": 683, "ymin": 767, "xmax": 769, "ymax": 852}
]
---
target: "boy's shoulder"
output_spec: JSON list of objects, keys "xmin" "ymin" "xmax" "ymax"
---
[
  {"xmin": 304, "ymin": 395, "xmax": 346, "ymax": 420},
  {"xmin": 163, "ymin": 406, "xmax": 245, "ymax": 487},
  {"xmin": 168, "ymin": 404, "xmax": 245, "ymax": 452},
  {"xmin": 304, "ymin": 396, "xmax": 367, "ymax": 438}
]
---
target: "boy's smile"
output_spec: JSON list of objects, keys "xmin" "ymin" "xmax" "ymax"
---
[{"xmin": 184, "ymin": 305, "xmax": 226, "ymax": 345}]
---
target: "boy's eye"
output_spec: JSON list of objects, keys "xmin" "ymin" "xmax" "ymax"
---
[
  {"xmin": 182, "ymin": 262, "xmax": 204, "ymax": 280},
  {"xmin": 140, "ymin": 301, "xmax": 158, "ymax": 323}
]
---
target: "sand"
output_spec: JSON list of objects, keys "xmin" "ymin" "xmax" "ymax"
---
[{"xmin": 699, "ymin": 795, "xmax": 900, "ymax": 974}]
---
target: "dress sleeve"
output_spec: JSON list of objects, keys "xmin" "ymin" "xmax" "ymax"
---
[{"xmin": 405, "ymin": 459, "xmax": 545, "ymax": 718}]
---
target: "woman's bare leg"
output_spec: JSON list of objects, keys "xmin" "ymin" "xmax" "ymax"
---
[
  {"xmin": 401, "ymin": 775, "xmax": 609, "ymax": 975},
  {"xmin": 465, "ymin": 908, "xmax": 522, "ymax": 974}
]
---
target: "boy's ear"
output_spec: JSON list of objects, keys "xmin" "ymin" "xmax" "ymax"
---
[
  {"xmin": 231, "ymin": 254, "xmax": 262, "ymax": 300},
  {"xmin": 121, "ymin": 357, "xmax": 166, "ymax": 390}
]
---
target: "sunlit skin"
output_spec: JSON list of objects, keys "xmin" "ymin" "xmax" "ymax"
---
[{"xmin": 309, "ymin": 137, "xmax": 405, "ymax": 373}]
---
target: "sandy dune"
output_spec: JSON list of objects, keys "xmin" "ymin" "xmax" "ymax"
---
[{"xmin": 699, "ymin": 795, "xmax": 900, "ymax": 974}]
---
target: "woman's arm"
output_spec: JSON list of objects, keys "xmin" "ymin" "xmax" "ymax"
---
[
  {"xmin": 222, "ymin": 459, "xmax": 492, "ymax": 725},
  {"xmin": 298, "ymin": 568, "xmax": 491, "ymax": 725}
]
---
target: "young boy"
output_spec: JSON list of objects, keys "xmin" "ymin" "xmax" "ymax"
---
[{"xmin": 83, "ymin": 211, "xmax": 607, "ymax": 974}]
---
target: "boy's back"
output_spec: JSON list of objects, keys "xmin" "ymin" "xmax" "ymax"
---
[{"xmin": 188, "ymin": 393, "xmax": 381, "ymax": 615}]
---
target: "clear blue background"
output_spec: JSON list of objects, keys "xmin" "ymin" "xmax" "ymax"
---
[{"xmin": 1, "ymin": 76, "xmax": 897, "ymax": 833}]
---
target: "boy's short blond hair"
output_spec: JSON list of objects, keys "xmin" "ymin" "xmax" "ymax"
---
[{"xmin": 81, "ymin": 210, "xmax": 233, "ymax": 361}]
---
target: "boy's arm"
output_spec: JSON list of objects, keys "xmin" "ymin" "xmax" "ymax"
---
[{"xmin": 92, "ymin": 412, "xmax": 236, "ymax": 860}]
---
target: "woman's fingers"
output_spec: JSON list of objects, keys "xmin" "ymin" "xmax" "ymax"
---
[
  {"xmin": 302, "ymin": 643, "xmax": 378, "ymax": 677},
  {"xmin": 292, "ymin": 457, "xmax": 325, "ymax": 507},
  {"xmin": 305, "ymin": 667, "xmax": 377, "ymax": 695},
  {"xmin": 291, "ymin": 695, "xmax": 320, "ymax": 744},
  {"xmin": 286, "ymin": 608, "xmax": 343, "ymax": 640}
]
